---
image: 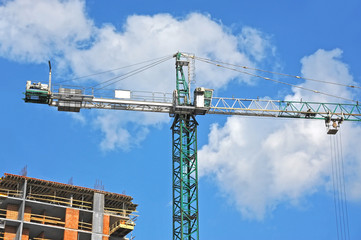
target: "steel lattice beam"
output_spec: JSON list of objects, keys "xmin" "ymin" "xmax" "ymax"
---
[
  {"xmin": 172, "ymin": 53, "xmax": 199, "ymax": 240},
  {"xmin": 172, "ymin": 114, "xmax": 199, "ymax": 240},
  {"xmin": 209, "ymin": 97, "xmax": 361, "ymax": 121}
]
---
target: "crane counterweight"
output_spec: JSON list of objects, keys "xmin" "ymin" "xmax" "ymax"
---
[{"xmin": 24, "ymin": 81, "xmax": 50, "ymax": 104}]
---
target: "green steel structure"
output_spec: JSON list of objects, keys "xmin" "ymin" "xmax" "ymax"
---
[
  {"xmin": 172, "ymin": 53, "xmax": 199, "ymax": 240},
  {"xmin": 172, "ymin": 114, "xmax": 199, "ymax": 240},
  {"xmin": 175, "ymin": 52, "xmax": 191, "ymax": 105},
  {"xmin": 209, "ymin": 97, "xmax": 361, "ymax": 121},
  {"xmin": 24, "ymin": 52, "xmax": 361, "ymax": 240}
]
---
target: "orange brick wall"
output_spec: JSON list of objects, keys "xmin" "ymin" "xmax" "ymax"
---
[
  {"xmin": 64, "ymin": 229, "xmax": 77, "ymax": 240},
  {"xmin": 102, "ymin": 214, "xmax": 110, "ymax": 240},
  {"xmin": 65, "ymin": 208, "xmax": 79, "ymax": 229},
  {"xmin": 24, "ymin": 206, "xmax": 31, "ymax": 222},
  {"xmin": 6, "ymin": 204, "xmax": 19, "ymax": 220},
  {"xmin": 64, "ymin": 208, "xmax": 79, "ymax": 240},
  {"xmin": 22, "ymin": 228, "xmax": 29, "ymax": 240},
  {"xmin": 4, "ymin": 225, "xmax": 16, "ymax": 240},
  {"xmin": 103, "ymin": 214, "xmax": 110, "ymax": 234}
]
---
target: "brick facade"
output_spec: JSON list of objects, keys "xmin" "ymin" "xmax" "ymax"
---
[
  {"xmin": 64, "ymin": 208, "xmax": 79, "ymax": 240},
  {"xmin": 6, "ymin": 204, "xmax": 19, "ymax": 220}
]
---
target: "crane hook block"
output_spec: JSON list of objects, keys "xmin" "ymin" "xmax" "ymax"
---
[{"xmin": 326, "ymin": 118, "xmax": 342, "ymax": 135}]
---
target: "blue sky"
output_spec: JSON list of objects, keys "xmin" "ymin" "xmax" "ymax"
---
[{"xmin": 1, "ymin": 0, "xmax": 361, "ymax": 239}]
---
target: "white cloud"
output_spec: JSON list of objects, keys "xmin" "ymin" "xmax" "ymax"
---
[
  {"xmin": 0, "ymin": 0, "xmax": 92, "ymax": 62},
  {"xmin": 238, "ymin": 27, "xmax": 275, "ymax": 62},
  {"xmin": 94, "ymin": 111, "xmax": 169, "ymax": 151},
  {"xmin": 65, "ymin": 13, "xmax": 264, "ymax": 91},
  {"xmin": 67, "ymin": 112, "xmax": 86, "ymax": 125},
  {"xmin": 286, "ymin": 48, "xmax": 356, "ymax": 103},
  {"xmin": 0, "ymin": 0, "xmax": 275, "ymax": 151},
  {"xmin": 199, "ymin": 49, "xmax": 361, "ymax": 220}
]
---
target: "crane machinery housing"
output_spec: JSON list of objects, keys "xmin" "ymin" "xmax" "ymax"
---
[{"xmin": 24, "ymin": 52, "xmax": 361, "ymax": 240}]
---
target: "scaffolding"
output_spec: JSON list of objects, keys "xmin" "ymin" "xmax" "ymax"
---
[{"xmin": 0, "ymin": 173, "xmax": 138, "ymax": 240}]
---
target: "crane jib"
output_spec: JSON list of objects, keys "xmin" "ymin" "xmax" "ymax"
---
[{"xmin": 24, "ymin": 82, "xmax": 361, "ymax": 121}]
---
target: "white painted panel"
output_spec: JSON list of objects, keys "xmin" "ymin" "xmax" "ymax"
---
[
  {"xmin": 196, "ymin": 95, "xmax": 204, "ymax": 107},
  {"xmin": 115, "ymin": 90, "xmax": 131, "ymax": 99}
]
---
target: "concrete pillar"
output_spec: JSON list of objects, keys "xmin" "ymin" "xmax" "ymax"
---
[
  {"xmin": 5, "ymin": 181, "xmax": 27, "ymax": 239},
  {"xmin": 91, "ymin": 192, "xmax": 104, "ymax": 240},
  {"xmin": 17, "ymin": 179, "xmax": 27, "ymax": 239}
]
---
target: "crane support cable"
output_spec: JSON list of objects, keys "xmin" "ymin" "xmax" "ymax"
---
[
  {"xmin": 330, "ymin": 135, "xmax": 340, "ymax": 240},
  {"xmin": 330, "ymin": 130, "xmax": 351, "ymax": 240},
  {"xmin": 55, "ymin": 54, "xmax": 174, "ymax": 84},
  {"xmin": 196, "ymin": 58, "xmax": 358, "ymax": 103},
  {"xmin": 338, "ymin": 130, "xmax": 351, "ymax": 240},
  {"xmin": 92, "ymin": 55, "xmax": 173, "ymax": 90},
  {"xmin": 195, "ymin": 56, "xmax": 361, "ymax": 90}
]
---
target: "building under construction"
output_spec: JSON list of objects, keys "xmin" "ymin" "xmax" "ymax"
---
[{"xmin": 0, "ymin": 173, "xmax": 137, "ymax": 240}]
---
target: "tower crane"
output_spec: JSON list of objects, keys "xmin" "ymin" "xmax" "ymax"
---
[{"xmin": 24, "ymin": 52, "xmax": 361, "ymax": 240}]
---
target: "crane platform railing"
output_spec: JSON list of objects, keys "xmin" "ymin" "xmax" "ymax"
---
[{"xmin": 51, "ymin": 84, "xmax": 173, "ymax": 103}]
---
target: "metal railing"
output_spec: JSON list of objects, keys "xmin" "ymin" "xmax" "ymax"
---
[{"xmin": 52, "ymin": 84, "xmax": 173, "ymax": 103}]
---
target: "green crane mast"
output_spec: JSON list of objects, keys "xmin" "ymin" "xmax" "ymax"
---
[
  {"xmin": 172, "ymin": 53, "xmax": 199, "ymax": 240},
  {"xmin": 24, "ymin": 52, "xmax": 361, "ymax": 240}
]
